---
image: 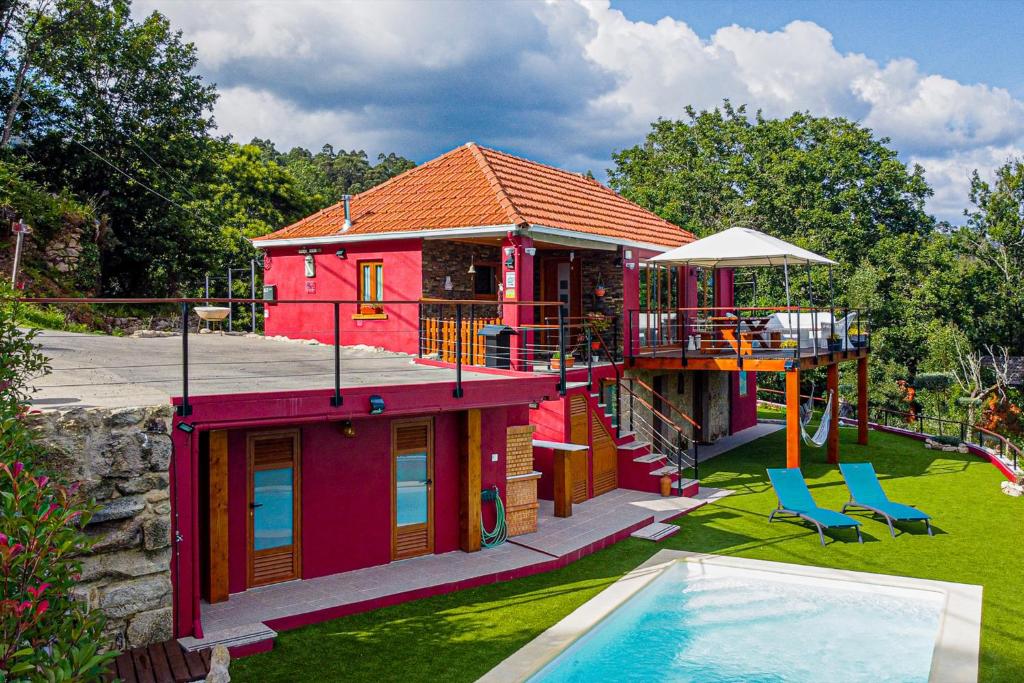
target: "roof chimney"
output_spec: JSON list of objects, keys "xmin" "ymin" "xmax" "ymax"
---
[{"xmin": 341, "ymin": 194, "xmax": 352, "ymax": 232}]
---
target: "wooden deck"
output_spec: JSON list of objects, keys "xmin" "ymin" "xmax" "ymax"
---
[
  {"xmin": 627, "ymin": 344, "xmax": 870, "ymax": 372},
  {"xmin": 104, "ymin": 641, "xmax": 211, "ymax": 683}
]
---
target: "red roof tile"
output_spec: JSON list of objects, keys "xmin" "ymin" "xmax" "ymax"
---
[{"xmin": 255, "ymin": 143, "xmax": 693, "ymax": 248}]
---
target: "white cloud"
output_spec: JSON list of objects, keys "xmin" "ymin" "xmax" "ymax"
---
[{"xmin": 135, "ymin": 0, "xmax": 1024, "ymax": 223}]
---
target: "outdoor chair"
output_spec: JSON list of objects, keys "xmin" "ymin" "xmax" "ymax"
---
[
  {"xmin": 767, "ymin": 468, "xmax": 863, "ymax": 546},
  {"xmin": 839, "ymin": 462, "xmax": 933, "ymax": 537}
]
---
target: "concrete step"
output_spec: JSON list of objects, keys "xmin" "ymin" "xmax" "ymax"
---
[
  {"xmin": 179, "ymin": 622, "xmax": 277, "ymax": 653},
  {"xmin": 673, "ymin": 478, "xmax": 700, "ymax": 497},
  {"xmin": 619, "ymin": 441, "xmax": 650, "ymax": 451},
  {"xmin": 633, "ymin": 452, "xmax": 666, "ymax": 464},
  {"xmin": 649, "ymin": 465, "xmax": 679, "ymax": 477},
  {"xmin": 631, "ymin": 522, "xmax": 681, "ymax": 542}
]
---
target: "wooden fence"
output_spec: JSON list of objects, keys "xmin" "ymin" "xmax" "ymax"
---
[{"xmin": 423, "ymin": 316, "xmax": 502, "ymax": 366}]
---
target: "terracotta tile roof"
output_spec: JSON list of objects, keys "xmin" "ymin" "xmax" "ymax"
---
[{"xmin": 255, "ymin": 143, "xmax": 693, "ymax": 248}]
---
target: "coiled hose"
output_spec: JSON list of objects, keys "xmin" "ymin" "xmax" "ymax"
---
[{"xmin": 480, "ymin": 485, "xmax": 507, "ymax": 548}]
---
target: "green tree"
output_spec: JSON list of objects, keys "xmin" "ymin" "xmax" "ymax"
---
[
  {"xmin": 962, "ymin": 159, "xmax": 1024, "ymax": 353},
  {"xmin": 3, "ymin": 0, "xmax": 218, "ymax": 295},
  {"xmin": 189, "ymin": 142, "xmax": 317, "ymax": 271},
  {"xmin": 609, "ymin": 103, "xmax": 936, "ymax": 402}
]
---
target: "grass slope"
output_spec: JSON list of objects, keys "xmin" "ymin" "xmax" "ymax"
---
[{"xmin": 232, "ymin": 427, "xmax": 1023, "ymax": 682}]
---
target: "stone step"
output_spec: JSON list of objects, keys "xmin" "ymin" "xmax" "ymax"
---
[
  {"xmin": 633, "ymin": 452, "xmax": 665, "ymax": 464},
  {"xmin": 631, "ymin": 522, "xmax": 681, "ymax": 542},
  {"xmin": 179, "ymin": 622, "xmax": 277, "ymax": 653},
  {"xmin": 619, "ymin": 440, "xmax": 650, "ymax": 451},
  {"xmin": 674, "ymin": 478, "xmax": 700, "ymax": 497},
  {"xmin": 649, "ymin": 465, "xmax": 681, "ymax": 477}
]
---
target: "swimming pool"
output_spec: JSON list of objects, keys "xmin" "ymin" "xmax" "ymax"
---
[{"xmin": 483, "ymin": 551, "xmax": 982, "ymax": 683}]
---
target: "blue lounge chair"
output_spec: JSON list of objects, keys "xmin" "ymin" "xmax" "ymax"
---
[
  {"xmin": 767, "ymin": 468, "xmax": 863, "ymax": 546},
  {"xmin": 839, "ymin": 462, "xmax": 933, "ymax": 537}
]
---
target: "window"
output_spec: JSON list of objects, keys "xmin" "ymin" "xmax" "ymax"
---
[
  {"xmin": 473, "ymin": 264, "xmax": 499, "ymax": 299},
  {"xmin": 738, "ymin": 371, "xmax": 748, "ymax": 397},
  {"xmin": 357, "ymin": 260, "xmax": 385, "ymax": 317}
]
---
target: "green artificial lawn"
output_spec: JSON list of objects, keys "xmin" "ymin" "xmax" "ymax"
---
[{"xmin": 232, "ymin": 427, "xmax": 1023, "ymax": 682}]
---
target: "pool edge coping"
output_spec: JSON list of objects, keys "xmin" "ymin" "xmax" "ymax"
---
[{"xmin": 478, "ymin": 550, "xmax": 983, "ymax": 683}]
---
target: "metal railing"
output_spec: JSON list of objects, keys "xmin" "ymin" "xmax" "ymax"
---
[
  {"xmin": 756, "ymin": 386, "xmax": 1021, "ymax": 475},
  {"xmin": 16, "ymin": 296, "xmax": 564, "ymax": 413},
  {"xmin": 625, "ymin": 306, "xmax": 870, "ymax": 364}
]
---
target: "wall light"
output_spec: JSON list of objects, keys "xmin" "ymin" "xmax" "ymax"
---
[
  {"xmin": 338, "ymin": 420, "xmax": 356, "ymax": 438},
  {"xmin": 369, "ymin": 395, "xmax": 386, "ymax": 415},
  {"xmin": 176, "ymin": 422, "xmax": 195, "ymax": 434},
  {"xmin": 335, "ymin": 248, "xmax": 347, "ymax": 259}
]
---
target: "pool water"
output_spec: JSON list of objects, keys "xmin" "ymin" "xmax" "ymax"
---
[{"xmin": 532, "ymin": 562, "xmax": 943, "ymax": 683}]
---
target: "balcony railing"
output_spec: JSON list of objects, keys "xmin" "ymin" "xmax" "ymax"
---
[
  {"xmin": 757, "ymin": 387, "xmax": 1021, "ymax": 476},
  {"xmin": 626, "ymin": 306, "xmax": 870, "ymax": 362},
  {"xmin": 418, "ymin": 303, "xmax": 620, "ymax": 372}
]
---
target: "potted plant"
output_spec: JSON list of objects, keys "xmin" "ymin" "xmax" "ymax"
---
[
  {"xmin": 849, "ymin": 323, "xmax": 869, "ymax": 348},
  {"xmin": 827, "ymin": 333, "xmax": 843, "ymax": 353},
  {"xmin": 550, "ymin": 351, "xmax": 575, "ymax": 370},
  {"xmin": 780, "ymin": 339, "xmax": 799, "ymax": 350}
]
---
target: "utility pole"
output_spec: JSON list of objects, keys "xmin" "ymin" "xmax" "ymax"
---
[{"xmin": 10, "ymin": 221, "xmax": 31, "ymax": 287}]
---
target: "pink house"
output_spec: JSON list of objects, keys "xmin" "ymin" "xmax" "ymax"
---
[{"xmin": 161, "ymin": 143, "xmax": 760, "ymax": 652}]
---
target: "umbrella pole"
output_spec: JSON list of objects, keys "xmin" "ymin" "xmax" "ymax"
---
[
  {"xmin": 808, "ymin": 264, "xmax": 817, "ymax": 355},
  {"xmin": 784, "ymin": 257, "xmax": 792, "ymax": 334}
]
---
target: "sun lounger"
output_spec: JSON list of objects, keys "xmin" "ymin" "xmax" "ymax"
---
[
  {"xmin": 767, "ymin": 468, "xmax": 863, "ymax": 546},
  {"xmin": 839, "ymin": 462, "xmax": 932, "ymax": 537}
]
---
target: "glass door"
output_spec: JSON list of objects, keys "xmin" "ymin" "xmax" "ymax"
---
[
  {"xmin": 248, "ymin": 431, "xmax": 301, "ymax": 587},
  {"xmin": 392, "ymin": 419, "xmax": 433, "ymax": 560}
]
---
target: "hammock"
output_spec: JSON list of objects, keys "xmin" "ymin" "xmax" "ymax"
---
[{"xmin": 800, "ymin": 389, "xmax": 834, "ymax": 448}]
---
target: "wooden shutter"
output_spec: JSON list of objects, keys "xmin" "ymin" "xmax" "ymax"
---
[{"xmin": 590, "ymin": 410, "xmax": 618, "ymax": 496}]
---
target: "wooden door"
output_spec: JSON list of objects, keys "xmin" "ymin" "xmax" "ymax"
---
[
  {"xmin": 247, "ymin": 430, "xmax": 301, "ymax": 588},
  {"xmin": 541, "ymin": 257, "xmax": 583, "ymax": 348},
  {"xmin": 590, "ymin": 410, "xmax": 618, "ymax": 496},
  {"xmin": 568, "ymin": 395, "xmax": 590, "ymax": 502},
  {"xmin": 392, "ymin": 418, "xmax": 434, "ymax": 560}
]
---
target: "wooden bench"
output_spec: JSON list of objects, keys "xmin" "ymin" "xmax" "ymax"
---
[{"xmin": 104, "ymin": 641, "xmax": 211, "ymax": 683}]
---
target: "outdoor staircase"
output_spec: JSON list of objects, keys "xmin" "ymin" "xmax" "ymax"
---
[{"xmin": 590, "ymin": 387, "xmax": 700, "ymax": 497}]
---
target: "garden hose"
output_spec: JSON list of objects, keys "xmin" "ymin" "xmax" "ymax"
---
[{"xmin": 480, "ymin": 485, "xmax": 508, "ymax": 548}]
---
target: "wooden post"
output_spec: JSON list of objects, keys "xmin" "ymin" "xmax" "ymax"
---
[
  {"xmin": 208, "ymin": 430, "xmax": 229, "ymax": 603},
  {"xmin": 786, "ymin": 369, "xmax": 801, "ymax": 468},
  {"xmin": 553, "ymin": 449, "xmax": 573, "ymax": 518},
  {"xmin": 459, "ymin": 409, "xmax": 482, "ymax": 552},
  {"xmin": 857, "ymin": 356, "xmax": 869, "ymax": 446},
  {"xmin": 827, "ymin": 363, "xmax": 839, "ymax": 464}
]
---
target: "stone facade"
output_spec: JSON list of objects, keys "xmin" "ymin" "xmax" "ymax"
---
[
  {"xmin": 622, "ymin": 369, "xmax": 731, "ymax": 443},
  {"xmin": 28, "ymin": 405, "xmax": 174, "ymax": 651},
  {"xmin": 421, "ymin": 240, "xmax": 501, "ymax": 301}
]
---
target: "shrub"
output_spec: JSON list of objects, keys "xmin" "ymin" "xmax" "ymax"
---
[
  {"xmin": 913, "ymin": 372, "xmax": 955, "ymax": 392},
  {"xmin": 930, "ymin": 435, "xmax": 962, "ymax": 447},
  {"xmin": 0, "ymin": 461, "xmax": 114, "ymax": 681}
]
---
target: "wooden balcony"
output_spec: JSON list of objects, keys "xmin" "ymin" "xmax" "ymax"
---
[{"xmin": 626, "ymin": 307, "xmax": 871, "ymax": 372}]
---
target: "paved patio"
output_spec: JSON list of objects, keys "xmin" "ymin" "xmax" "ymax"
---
[
  {"xmin": 181, "ymin": 486, "xmax": 728, "ymax": 652},
  {"xmin": 28, "ymin": 330, "xmax": 515, "ymax": 410}
]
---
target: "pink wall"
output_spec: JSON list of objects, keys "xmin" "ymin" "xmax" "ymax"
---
[
  {"xmin": 730, "ymin": 371, "xmax": 759, "ymax": 434},
  {"xmin": 262, "ymin": 239, "xmax": 423, "ymax": 353},
  {"xmin": 223, "ymin": 407, "xmax": 514, "ymax": 594}
]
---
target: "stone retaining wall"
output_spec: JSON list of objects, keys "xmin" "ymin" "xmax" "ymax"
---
[{"xmin": 28, "ymin": 405, "xmax": 174, "ymax": 651}]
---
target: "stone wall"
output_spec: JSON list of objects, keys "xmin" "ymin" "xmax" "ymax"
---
[
  {"xmin": 28, "ymin": 405, "xmax": 174, "ymax": 651},
  {"xmin": 421, "ymin": 240, "xmax": 501, "ymax": 301},
  {"xmin": 621, "ymin": 369, "xmax": 730, "ymax": 443}
]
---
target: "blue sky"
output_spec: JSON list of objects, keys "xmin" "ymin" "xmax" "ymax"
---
[
  {"xmin": 137, "ymin": 0, "xmax": 1024, "ymax": 224},
  {"xmin": 615, "ymin": 1, "xmax": 1024, "ymax": 98}
]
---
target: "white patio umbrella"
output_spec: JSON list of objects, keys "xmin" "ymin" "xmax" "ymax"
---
[{"xmin": 649, "ymin": 227, "xmax": 836, "ymax": 343}]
